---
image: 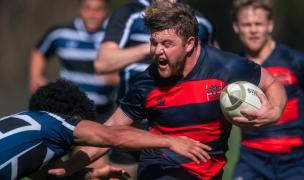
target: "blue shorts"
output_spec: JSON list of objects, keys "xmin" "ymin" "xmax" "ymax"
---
[{"xmin": 233, "ymin": 146, "xmax": 304, "ymax": 180}]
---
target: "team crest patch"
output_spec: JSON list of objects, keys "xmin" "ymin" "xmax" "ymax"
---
[
  {"xmin": 206, "ymin": 83, "xmax": 223, "ymax": 101},
  {"xmin": 265, "ymin": 67, "xmax": 297, "ymax": 86}
]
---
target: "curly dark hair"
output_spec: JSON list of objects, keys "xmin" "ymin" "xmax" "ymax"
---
[{"xmin": 29, "ymin": 78, "xmax": 96, "ymax": 121}]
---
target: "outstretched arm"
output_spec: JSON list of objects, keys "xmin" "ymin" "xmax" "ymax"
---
[
  {"xmin": 73, "ymin": 116, "xmax": 211, "ymax": 162},
  {"xmin": 94, "ymin": 42, "xmax": 150, "ymax": 74},
  {"xmin": 49, "ymin": 108, "xmax": 212, "ymax": 177},
  {"xmin": 233, "ymin": 67, "xmax": 287, "ymax": 130}
]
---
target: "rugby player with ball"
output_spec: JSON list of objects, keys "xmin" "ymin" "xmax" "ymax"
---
[{"xmin": 49, "ymin": 2, "xmax": 287, "ymax": 179}]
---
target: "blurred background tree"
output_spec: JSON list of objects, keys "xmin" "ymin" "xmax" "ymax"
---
[{"xmin": 1, "ymin": 0, "xmax": 303, "ymax": 180}]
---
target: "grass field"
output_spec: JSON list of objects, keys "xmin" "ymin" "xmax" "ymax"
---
[{"xmin": 22, "ymin": 126, "xmax": 241, "ymax": 180}]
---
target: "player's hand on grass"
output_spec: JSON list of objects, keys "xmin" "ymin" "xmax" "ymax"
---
[
  {"xmin": 233, "ymin": 92, "xmax": 279, "ymax": 130},
  {"xmin": 167, "ymin": 136, "xmax": 212, "ymax": 164},
  {"xmin": 90, "ymin": 164, "xmax": 131, "ymax": 180}
]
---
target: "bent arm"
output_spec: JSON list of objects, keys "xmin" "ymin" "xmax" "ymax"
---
[
  {"xmin": 233, "ymin": 67, "xmax": 287, "ymax": 129},
  {"xmin": 29, "ymin": 49, "xmax": 48, "ymax": 93},
  {"xmin": 94, "ymin": 41, "xmax": 150, "ymax": 74},
  {"xmin": 258, "ymin": 67, "xmax": 287, "ymax": 124}
]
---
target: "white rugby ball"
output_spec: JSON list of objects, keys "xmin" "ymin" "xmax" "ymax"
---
[{"xmin": 220, "ymin": 81, "xmax": 265, "ymax": 123}]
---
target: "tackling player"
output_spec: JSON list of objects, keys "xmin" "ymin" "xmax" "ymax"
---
[
  {"xmin": 50, "ymin": 2, "xmax": 287, "ymax": 180},
  {"xmin": 0, "ymin": 79, "xmax": 212, "ymax": 180},
  {"xmin": 93, "ymin": 0, "xmax": 218, "ymax": 177},
  {"xmin": 231, "ymin": 0, "xmax": 304, "ymax": 179}
]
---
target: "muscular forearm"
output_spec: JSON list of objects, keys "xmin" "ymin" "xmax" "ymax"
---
[
  {"xmin": 264, "ymin": 78, "xmax": 287, "ymax": 123},
  {"xmin": 74, "ymin": 121, "xmax": 171, "ymax": 150},
  {"xmin": 94, "ymin": 42, "xmax": 150, "ymax": 74},
  {"xmin": 106, "ymin": 125, "xmax": 172, "ymax": 150}
]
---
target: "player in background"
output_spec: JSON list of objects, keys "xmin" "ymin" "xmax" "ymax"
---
[
  {"xmin": 0, "ymin": 79, "xmax": 211, "ymax": 180},
  {"xmin": 49, "ymin": 2, "xmax": 287, "ymax": 179},
  {"xmin": 93, "ymin": 0, "xmax": 218, "ymax": 177},
  {"xmin": 28, "ymin": 0, "xmax": 119, "ymax": 167},
  {"xmin": 231, "ymin": 0, "xmax": 304, "ymax": 179}
]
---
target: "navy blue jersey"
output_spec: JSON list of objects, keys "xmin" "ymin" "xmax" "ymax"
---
[
  {"xmin": 102, "ymin": 0, "xmax": 215, "ymax": 104},
  {"xmin": 240, "ymin": 43, "xmax": 304, "ymax": 158},
  {"xmin": 37, "ymin": 18, "xmax": 117, "ymax": 110},
  {"xmin": 0, "ymin": 111, "xmax": 81, "ymax": 180},
  {"xmin": 120, "ymin": 44, "xmax": 261, "ymax": 179}
]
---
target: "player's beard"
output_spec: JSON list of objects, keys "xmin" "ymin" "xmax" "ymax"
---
[{"xmin": 157, "ymin": 57, "xmax": 186, "ymax": 78}]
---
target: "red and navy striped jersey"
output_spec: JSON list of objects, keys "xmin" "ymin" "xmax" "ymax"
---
[
  {"xmin": 120, "ymin": 44, "xmax": 261, "ymax": 179},
  {"xmin": 241, "ymin": 43, "xmax": 304, "ymax": 156}
]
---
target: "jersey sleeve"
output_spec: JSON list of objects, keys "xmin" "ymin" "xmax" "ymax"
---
[
  {"xmin": 119, "ymin": 74, "xmax": 150, "ymax": 120},
  {"xmin": 41, "ymin": 112, "xmax": 82, "ymax": 156},
  {"xmin": 36, "ymin": 26, "xmax": 60, "ymax": 58},
  {"xmin": 234, "ymin": 57, "xmax": 261, "ymax": 86},
  {"xmin": 102, "ymin": 4, "xmax": 136, "ymax": 48}
]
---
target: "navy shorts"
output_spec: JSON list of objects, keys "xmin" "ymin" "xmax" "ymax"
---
[
  {"xmin": 137, "ymin": 149, "xmax": 223, "ymax": 180},
  {"xmin": 233, "ymin": 146, "xmax": 304, "ymax": 180}
]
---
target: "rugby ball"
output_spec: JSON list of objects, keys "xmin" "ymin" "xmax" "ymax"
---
[{"xmin": 220, "ymin": 81, "xmax": 265, "ymax": 123}]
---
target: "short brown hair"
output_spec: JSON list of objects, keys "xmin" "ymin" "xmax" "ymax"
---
[
  {"xmin": 143, "ymin": 1, "xmax": 199, "ymax": 46},
  {"xmin": 232, "ymin": 0, "xmax": 273, "ymax": 21}
]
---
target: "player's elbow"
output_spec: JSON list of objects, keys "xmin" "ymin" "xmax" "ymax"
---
[{"xmin": 94, "ymin": 60, "xmax": 109, "ymax": 74}]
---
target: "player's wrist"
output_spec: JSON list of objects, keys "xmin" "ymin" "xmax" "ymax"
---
[
  {"xmin": 163, "ymin": 135, "xmax": 174, "ymax": 149},
  {"xmin": 271, "ymin": 106, "xmax": 281, "ymax": 124}
]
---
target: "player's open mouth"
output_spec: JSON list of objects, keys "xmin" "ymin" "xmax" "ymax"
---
[
  {"xmin": 249, "ymin": 37, "xmax": 259, "ymax": 41},
  {"xmin": 158, "ymin": 59, "xmax": 169, "ymax": 69}
]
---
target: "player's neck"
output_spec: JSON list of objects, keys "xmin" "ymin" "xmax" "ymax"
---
[
  {"xmin": 244, "ymin": 38, "xmax": 276, "ymax": 65},
  {"xmin": 183, "ymin": 44, "xmax": 200, "ymax": 77}
]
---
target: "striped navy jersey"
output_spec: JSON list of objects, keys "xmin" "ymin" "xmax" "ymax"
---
[
  {"xmin": 240, "ymin": 43, "xmax": 304, "ymax": 160},
  {"xmin": 102, "ymin": 0, "xmax": 215, "ymax": 104},
  {"xmin": 37, "ymin": 18, "xmax": 117, "ymax": 108},
  {"xmin": 0, "ymin": 111, "xmax": 81, "ymax": 180},
  {"xmin": 120, "ymin": 44, "xmax": 261, "ymax": 179}
]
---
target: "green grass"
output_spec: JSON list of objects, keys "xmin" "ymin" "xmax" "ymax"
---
[{"xmin": 223, "ymin": 125, "xmax": 241, "ymax": 180}]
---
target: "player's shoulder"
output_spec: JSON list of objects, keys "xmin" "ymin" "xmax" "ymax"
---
[
  {"xmin": 126, "ymin": 63, "xmax": 160, "ymax": 96},
  {"xmin": 204, "ymin": 44, "xmax": 246, "ymax": 63},
  {"xmin": 201, "ymin": 44, "xmax": 259, "ymax": 78},
  {"xmin": 129, "ymin": 63, "xmax": 158, "ymax": 87},
  {"xmin": 277, "ymin": 43, "xmax": 304, "ymax": 62}
]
